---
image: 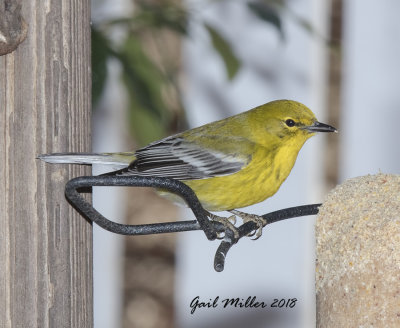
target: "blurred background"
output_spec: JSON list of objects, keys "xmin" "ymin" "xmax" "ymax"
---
[{"xmin": 90, "ymin": 0, "xmax": 400, "ymax": 327}]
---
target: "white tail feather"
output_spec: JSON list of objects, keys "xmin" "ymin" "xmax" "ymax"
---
[{"xmin": 37, "ymin": 152, "xmax": 131, "ymax": 168}]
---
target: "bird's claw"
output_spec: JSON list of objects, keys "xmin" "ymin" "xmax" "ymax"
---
[
  {"xmin": 208, "ymin": 211, "xmax": 265, "ymax": 240},
  {"xmin": 209, "ymin": 214, "xmax": 239, "ymax": 240},
  {"xmin": 227, "ymin": 214, "xmax": 237, "ymax": 225},
  {"xmin": 229, "ymin": 210, "xmax": 265, "ymax": 240}
]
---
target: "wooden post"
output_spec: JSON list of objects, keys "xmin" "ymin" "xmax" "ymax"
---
[{"xmin": 0, "ymin": 0, "xmax": 92, "ymax": 327}]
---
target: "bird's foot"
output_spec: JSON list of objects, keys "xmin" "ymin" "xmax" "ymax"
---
[
  {"xmin": 208, "ymin": 213, "xmax": 239, "ymax": 239},
  {"xmin": 229, "ymin": 210, "xmax": 265, "ymax": 240}
]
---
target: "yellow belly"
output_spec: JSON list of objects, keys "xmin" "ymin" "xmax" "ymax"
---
[{"xmin": 182, "ymin": 146, "xmax": 299, "ymax": 211}]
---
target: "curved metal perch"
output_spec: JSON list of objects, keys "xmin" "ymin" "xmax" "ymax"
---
[{"xmin": 64, "ymin": 175, "xmax": 321, "ymax": 272}]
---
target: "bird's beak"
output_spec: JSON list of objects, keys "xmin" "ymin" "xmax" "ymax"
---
[{"xmin": 303, "ymin": 121, "xmax": 337, "ymax": 133}]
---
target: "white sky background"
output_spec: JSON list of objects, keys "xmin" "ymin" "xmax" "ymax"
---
[
  {"xmin": 91, "ymin": 1, "xmax": 133, "ymax": 328},
  {"xmin": 340, "ymin": 0, "xmax": 400, "ymax": 179}
]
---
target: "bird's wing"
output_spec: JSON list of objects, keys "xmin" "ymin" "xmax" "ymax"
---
[{"xmin": 122, "ymin": 135, "xmax": 252, "ymax": 180}]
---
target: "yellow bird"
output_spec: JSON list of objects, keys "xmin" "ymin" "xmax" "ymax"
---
[{"xmin": 39, "ymin": 100, "xmax": 336, "ymax": 238}]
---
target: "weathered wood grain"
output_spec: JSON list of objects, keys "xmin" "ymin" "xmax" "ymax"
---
[{"xmin": 0, "ymin": 0, "xmax": 92, "ymax": 327}]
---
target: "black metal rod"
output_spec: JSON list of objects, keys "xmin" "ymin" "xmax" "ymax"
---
[
  {"xmin": 65, "ymin": 175, "xmax": 221, "ymax": 240},
  {"xmin": 64, "ymin": 174, "xmax": 321, "ymax": 272},
  {"xmin": 213, "ymin": 203, "xmax": 321, "ymax": 272}
]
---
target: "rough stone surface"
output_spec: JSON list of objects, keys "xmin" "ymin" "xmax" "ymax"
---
[{"xmin": 316, "ymin": 173, "xmax": 400, "ymax": 327}]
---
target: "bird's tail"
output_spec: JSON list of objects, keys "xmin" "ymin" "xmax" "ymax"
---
[{"xmin": 37, "ymin": 152, "xmax": 135, "ymax": 168}]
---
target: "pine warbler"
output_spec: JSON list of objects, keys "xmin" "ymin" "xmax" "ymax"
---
[{"xmin": 39, "ymin": 100, "xmax": 336, "ymax": 237}]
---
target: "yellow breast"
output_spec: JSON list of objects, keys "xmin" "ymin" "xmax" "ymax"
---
[{"xmin": 183, "ymin": 144, "xmax": 301, "ymax": 211}]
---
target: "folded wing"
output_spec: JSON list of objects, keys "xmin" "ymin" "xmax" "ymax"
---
[{"xmin": 123, "ymin": 135, "xmax": 252, "ymax": 180}]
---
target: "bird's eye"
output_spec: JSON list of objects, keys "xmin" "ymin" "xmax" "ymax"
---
[{"xmin": 285, "ymin": 119, "xmax": 295, "ymax": 127}]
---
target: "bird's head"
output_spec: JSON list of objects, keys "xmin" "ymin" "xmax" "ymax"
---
[{"xmin": 249, "ymin": 100, "xmax": 337, "ymax": 148}]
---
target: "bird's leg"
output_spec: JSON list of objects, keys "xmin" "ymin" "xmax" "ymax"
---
[
  {"xmin": 208, "ymin": 212, "xmax": 239, "ymax": 239},
  {"xmin": 229, "ymin": 210, "xmax": 266, "ymax": 240}
]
